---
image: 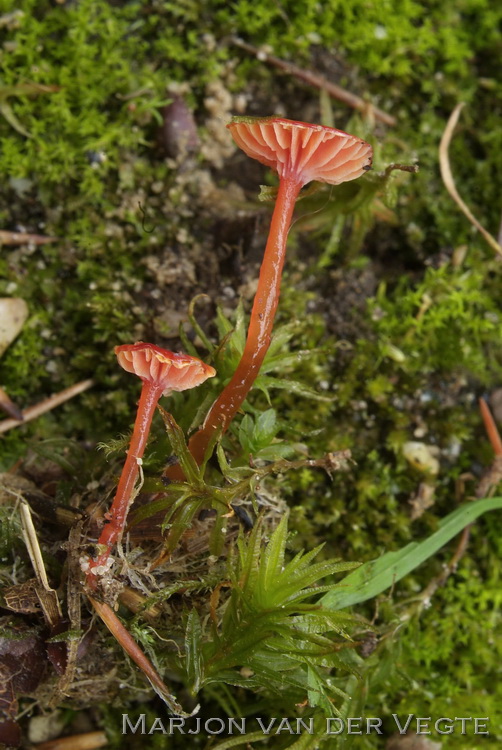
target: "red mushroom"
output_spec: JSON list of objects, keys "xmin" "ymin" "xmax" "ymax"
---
[
  {"xmin": 185, "ymin": 116, "xmax": 372, "ymax": 466},
  {"xmin": 86, "ymin": 343, "xmax": 215, "ymax": 586}
]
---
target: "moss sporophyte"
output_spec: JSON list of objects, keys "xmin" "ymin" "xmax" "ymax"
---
[
  {"xmin": 182, "ymin": 116, "xmax": 373, "ymax": 468},
  {"xmin": 85, "ymin": 343, "xmax": 215, "ymax": 589}
]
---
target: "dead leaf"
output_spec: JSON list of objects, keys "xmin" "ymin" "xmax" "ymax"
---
[{"xmin": 0, "ymin": 297, "xmax": 28, "ymax": 357}]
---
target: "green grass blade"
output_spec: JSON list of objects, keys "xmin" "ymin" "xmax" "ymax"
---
[
  {"xmin": 322, "ymin": 497, "xmax": 502, "ymax": 610},
  {"xmin": 260, "ymin": 514, "xmax": 288, "ymax": 588},
  {"xmin": 158, "ymin": 407, "xmax": 201, "ymax": 485}
]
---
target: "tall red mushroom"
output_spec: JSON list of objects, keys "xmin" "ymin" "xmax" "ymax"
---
[
  {"xmin": 185, "ymin": 116, "xmax": 372, "ymax": 466},
  {"xmin": 86, "ymin": 342, "xmax": 215, "ymax": 586}
]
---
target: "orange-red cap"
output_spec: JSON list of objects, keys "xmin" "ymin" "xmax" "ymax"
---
[
  {"xmin": 227, "ymin": 116, "xmax": 372, "ymax": 187},
  {"xmin": 115, "ymin": 342, "xmax": 216, "ymax": 395}
]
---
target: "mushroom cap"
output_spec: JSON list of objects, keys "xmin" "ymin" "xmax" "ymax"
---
[
  {"xmin": 227, "ymin": 116, "xmax": 372, "ymax": 187},
  {"xmin": 115, "ymin": 342, "xmax": 216, "ymax": 395}
]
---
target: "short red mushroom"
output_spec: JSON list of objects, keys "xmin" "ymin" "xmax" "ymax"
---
[
  {"xmin": 86, "ymin": 342, "xmax": 215, "ymax": 585},
  {"xmin": 185, "ymin": 116, "xmax": 373, "ymax": 466}
]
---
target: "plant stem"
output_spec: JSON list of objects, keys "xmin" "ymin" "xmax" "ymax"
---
[
  {"xmin": 185, "ymin": 175, "xmax": 302, "ymax": 467},
  {"xmin": 88, "ymin": 595, "xmax": 193, "ymax": 715},
  {"xmin": 87, "ymin": 381, "xmax": 163, "ymax": 585},
  {"xmin": 230, "ymin": 37, "xmax": 397, "ymax": 127},
  {"xmin": 479, "ymin": 397, "xmax": 502, "ymax": 456}
]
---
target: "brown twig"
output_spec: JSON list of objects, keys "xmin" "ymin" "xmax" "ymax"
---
[
  {"xmin": 0, "ymin": 230, "xmax": 58, "ymax": 245},
  {"xmin": 87, "ymin": 596, "xmax": 197, "ymax": 717},
  {"xmin": 476, "ymin": 399, "xmax": 502, "ymax": 499},
  {"xmin": 439, "ymin": 103, "xmax": 502, "ymax": 257},
  {"xmin": 479, "ymin": 397, "xmax": 502, "ymax": 457},
  {"xmin": 415, "ymin": 523, "xmax": 472, "ymax": 608},
  {"xmin": 230, "ymin": 37, "xmax": 396, "ymax": 127},
  {"xmin": 33, "ymin": 731, "xmax": 108, "ymax": 750},
  {"xmin": 118, "ymin": 587, "xmax": 163, "ymax": 622},
  {"xmin": 0, "ymin": 378, "xmax": 94, "ymax": 434},
  {"xmin": 54, "ymin": 522, "xmax": 85, "ymax": 701}
]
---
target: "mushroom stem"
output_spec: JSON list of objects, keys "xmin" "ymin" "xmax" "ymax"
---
[
  {"xmin": 186, "ymin": 175, "xmax": 302, "ymax": 466},
  {"xmin": 87, "ymin": 381, "xmax": 164, "ymax": 585}
]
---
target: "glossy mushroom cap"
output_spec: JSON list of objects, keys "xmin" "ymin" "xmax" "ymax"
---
[
  {"xmin": 115, "ymin": 342, "xmax": 216, "ymax": 395},
  {"xmin": 227, "ymin": 116, "xmax": 372, "ymax": 187}
]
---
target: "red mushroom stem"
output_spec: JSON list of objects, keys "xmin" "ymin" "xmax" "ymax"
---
[
  {"xmin": 164, "ymin": 117, "xmax": 372, "ymax": 478},
  {"xmin": 86, "ymin": 343, "xmax": 215, "ymax": 588},
  {"xmin": 186, "ymin": 176, "xmax": 301, "ymax": 466},
  {"xmin": 87, "ymin": 381, "xmax": 163, "ymax": 587}
]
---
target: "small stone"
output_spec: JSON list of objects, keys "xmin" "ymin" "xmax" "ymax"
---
[{"xmin": 402, "ymin": 441, "xmax": 440, "ymax": 475}]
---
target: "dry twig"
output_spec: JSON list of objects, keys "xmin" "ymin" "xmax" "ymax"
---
[
  {"xmin": 33, "ymin": 731, "xmax": 108, "ymax": 750},
  {"xmin": 19, "ymin": 500, "xmax": 63, "ymax": 628},
  {"xmin": 88, "ymin": 596, "xmax": 198, "ymax": 717},
  {"xmin": 0, "ymin": 378, "xmax": 94, "ymax": 434},
  {"xmin": 479, "ymin": 397, "xmax": 502, "ymax": 457},
  {"xmin": 0, "ymin": 230, "xmax": 58, "ymax": 245},
  {"xmin": 230, "ymin": 37, "xmax": 396, "ymax": 127},
  {"xmin": 55, "ymin": 522, "xmax": 85, "ymax": 700},
  {"xmin": 439, "ymin": 103, "xmax": 502, "ymax": 257}
]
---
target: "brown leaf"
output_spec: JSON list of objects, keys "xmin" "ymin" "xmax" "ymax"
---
[
  {"xmin": 0, "ymin": 620, "xmax": 47, "ymax": 694},
  {"xmin": 2, "ymin": 579, "xmax": 42, "ymax": 614},
  {"xmin": 0, "ymin": 715, "xmax": 21, "ymax": 747}
]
